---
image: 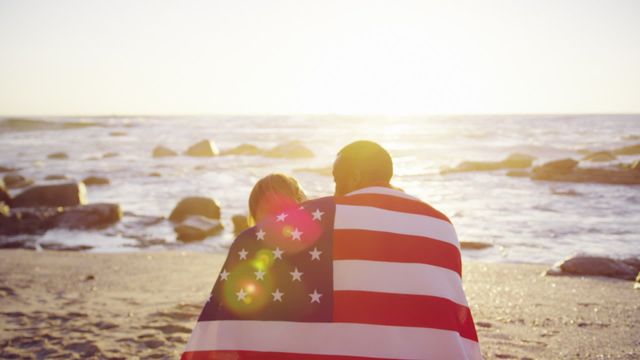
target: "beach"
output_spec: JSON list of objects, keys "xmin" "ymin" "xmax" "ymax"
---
[{"xmin": 0, "ymin": 250, "xmax": 637, "ymax": 359}]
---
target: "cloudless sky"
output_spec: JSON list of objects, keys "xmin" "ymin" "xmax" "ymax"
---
[{"xmin": 1, "ymin": 0, "xmax": 639, "ymax": 116}]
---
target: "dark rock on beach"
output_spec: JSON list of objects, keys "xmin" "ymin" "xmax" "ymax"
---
[
  {"xmin": 152, "ymin": 146, "xmax": 178, "ymax": 158},
  {"xmin": 47, "ymin": 152, "xmax": 68, "ymax": 160},
  {"xmin": 442, "ymin": 153, "xmax": 536, "ymax": 174},
  {"xmin": 54, "ymin": 203, "xmax": 123, "ymax": 230},
  {"xmin": 231, "ymin": 214, "xmax": 249, "ymax": 235},
  {"xmin": 532, "ymin": 158, "xmax": 640, "ymax": 185},
  {"xmin": 82, "ymin": 176, "xmax": 110, "ymax": 186},
  {"xmin": 221, "ymin": 143, "xmax": 263, "ymax": 156},
  {"xmin": 265, "ymin": 140, "xmax": 314, "ymax": 159},
  {"xmin": 12, "ymin": 183, "xmax": 87, "ymax": 207},
  {"xmin": 169, "ymin": 197, "xmax": 221, "ymax": 222},
  {"xmin": 0, "ymin": 165, "xmax": 18, "ymax": 173},
  {"xmin": 185, "ymin": 140, "xmax": 219, "ymax": 157},
  {"xmin": 109, "ymin": 131, "xmax": 127, "ymax": 136},
  {"xmin": 102, "ymin": 152, "xmax": 118, "ymax": 158},
  {"xmin": 545, "ymin": 255, "xmax": 639, "ymax": 281},
  {"xmin": 44, "ymin": 174, "xmax": 69, "ymax": 181},
  {"xmin": 3, "ymin": 174, "xmax": 34, "ymax": 189},
  {"xmin": 582, "ymin": 151, "xmax": 617, "ymax": 162},
  {"xmin": 612, "ymin": 143, "xmax": 640, "ymax": 156},
  {"xmin": 173, "ymin": 215, "xmax": 224, "ymax": 242}
]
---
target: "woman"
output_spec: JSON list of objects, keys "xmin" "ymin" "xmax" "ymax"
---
[{"xmin": 247, "ymin": 173, "xmax": 307, "ymax": 225}]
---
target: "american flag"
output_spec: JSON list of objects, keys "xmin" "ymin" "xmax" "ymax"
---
[{"xmin": 182, "ymin": 186, "xmax": 481, "ymax": 359}]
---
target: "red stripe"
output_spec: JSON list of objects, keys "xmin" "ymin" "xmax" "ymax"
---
[
  {"xmin": 334, "ymin": 229, "xmax": 462, "ymax": 276},
  {"xmin": 334, "ymin": 291, "xmax": 478, "ymax": 342},
  {"xmin": 182, "ymin": 350, "xmax": 380, "ymax": 360},
  {"xmin": 336, "ymin": 193, "xmax": 451, "ymax": 223}
]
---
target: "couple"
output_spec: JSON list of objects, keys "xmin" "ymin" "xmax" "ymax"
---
[{"xmin": 182, "ymin": 140, "xmax": 482, "ymax": 360}]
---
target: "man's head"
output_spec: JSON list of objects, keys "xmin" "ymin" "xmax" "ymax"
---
[{"xmin": 332, "ymin": 140, "xmax": 393, "ymax": 196}]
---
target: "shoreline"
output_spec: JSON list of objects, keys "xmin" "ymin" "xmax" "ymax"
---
[{"xmin": 1, "ymin": 250, "xmax": 638, "ymax": 359}]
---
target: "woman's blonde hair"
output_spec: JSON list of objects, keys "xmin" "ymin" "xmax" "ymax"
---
[{"xmin": 248, "ymin": 173, "xmax": 307, "ymax": 225}]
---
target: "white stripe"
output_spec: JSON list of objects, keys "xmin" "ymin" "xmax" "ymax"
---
[
  {"xmin": 335, "ymin": 204, "xmax": 459, "ymax": 247},
  {"xmin": 333, "ymin": 259, "xmax": 466, "ymax": 306},
  {"xmin": 185, "ymin": 320, "xmax": 482, "ymax": 360},
  {"xmin": 346, "ymin": 186, "xmax": 422, "ymax": 202}
]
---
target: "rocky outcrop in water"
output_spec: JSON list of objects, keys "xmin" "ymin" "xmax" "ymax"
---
[
  {"xmin": 47, "ymin": 152, "xmax": 68, "ymax": 160},
  {"xmin": 442, "ymin": 153, "xmax": 536, "ymax": 174},
  {"xmin": 582, "ymin": 151, "xmax": 617, "ymax": 162},
  {"xmin": 152, "ymin": 146, "xmax": 178, "ymax": 158},
  {"xmin": 82, "ymin": 176, "xmax": 110, "ymax": 186},
  {"xmin": 221, "ymin": 144, "xmax": 263, "ymax": 156},
  {"xmin": 612, "ymin": 143, "xmax": 640, "ymax": 156},
  {"xmin": 460, "ymin": 241, "xmax": 493, "ymax": 250},
  {"xmin": 545, "ymin": 255, "xmax": 640, "ymax": 281},
  {"xmin": 45, "ymin": 174, "xmax": 69, "ymax": 181},
  {"xmin": 12, "ymin": 183, "xmax": 87, "ymax": 207},
  {"xmin": 531, "ymin": 158, "xmax": 640, "ymax": 185},
  {"xmin": 173, "ymin": 215, "xmax": 224, "ymax": 242},
  {"xmin": 169, "ymin": 197, "xmax": 221, "ymax": 222},
  {"xmin": 0, "ymin": 118, "xmax": 100, "ymax": 132},
  {"xmin": 185, "ymin": 140, "xmax": 219, "ymax": 157},
  {"xmin": 3, "ymin": 174, "xmax": 34, "ymax": 189},
  {"xmin": 169, "ymin": 197, "xmax": 223, "ymax": 242},
  {"xmin": 265, "ymin": 141, "xmax": 314, "ymax": 159}
]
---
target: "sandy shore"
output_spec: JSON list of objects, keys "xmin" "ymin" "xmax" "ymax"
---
[{"xmin": 0, "ymin": 250, "xmax": 638, "ymax": 359}]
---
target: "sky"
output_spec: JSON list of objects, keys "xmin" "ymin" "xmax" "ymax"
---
[{"xmin": 0, "ymin": 0, "xmax": 639, "ymax": 116}]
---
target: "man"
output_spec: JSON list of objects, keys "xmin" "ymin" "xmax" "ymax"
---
[{"xmin": 182, "ymin": 140, "xmax": 481, "ymax": 359}]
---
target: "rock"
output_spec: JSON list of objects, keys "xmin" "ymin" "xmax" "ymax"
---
[
  {"xmin": 612, "ymin": 143, "xmax": 640, "ymax": 156},
  {"xmin": 265, "ymin": 141, "xmax": 314, "ymax": 158},
  {"xmin": 54, "ymin": 203, "xmax": 122, "ymax": 230},
  {"xmin": 0, "ymin": 207, "xmax": 62, "ymax": 235},
  {"xmin": 0, "ymin": 202, "xmax": 9, "ymax": 217},
  {"xmin": 174, "ymin": 215, "xmax": 224, "ymax": 242},
  {"xmin": 3, "ymin": 173, "xmax": 33, "ymax": 189},
  {"xmin": 506, "ymin": 170, "xmax": 530, "ymax": 177},
  {"xmin": 0, "ymin": 181, "xmax": 10, "ymax": 206},
  {"xmin": 460, "ymin": 241, "xmax": 493, "ymax": 250},
  {"xmin": 185, "ymin": 140, "xmax": 219, "ymax": 157},
  {"xmin": 102, "ymin": 152, "xmax": 118, "ymax": 158},
  {"xmin": 0, "ymin": 165, "xmax": 17, "ymax": 172},
  {"xmin": 169, "ymin": 197, "xmax": 221, "ymax": 222},
  {"xmin": 442, "ymin": 153, "xmax": 535, "ymax": 174},
  {"xmin": 47, "ymin": 152, "xmax": 68, "ymax": 159},
  {"xmin": 221, "ymin": 143, "xmax": 263, "ymax": 156},
  {"xmin": 148, "ymin": 172, "xmax": 162, "ymax": 177},
  {"xmin": 83, "ymin": 176, "xmax": 110, "ymax": 186},
  {"xmin": 621, "ymin": 257, "xmax": 640, "ymax": 272},
  {"xmin": 545, "ymin": 255, "xmax": 638, "ymax": 281},
  {"xmin": 12, "ymin": 183, "xmax": 87, "ymax": 207},
  {"xmin": 232, "ymin": 214, "xmax": 249, "ymax": 235},
  {"xmin": 152, "ymin": 146, "xmax": 178, "ymax": 158},
  {"xmin": 44, "ymin": 174, "xmax": 69, "ymax": 181},
  {"xmin": 582, "ymin": 151, "xmax": 617, "ymax": 162},
  {"xmin": 532, "ymin": 160, "xmax": 640, "ymax": 184},
  {"xmin": 109, "ymin": 131, "xmax": 127, "ymax": 136},
  {"xmin": 535, "ymin": 159, "xmax": 579, "ymax": 173}
]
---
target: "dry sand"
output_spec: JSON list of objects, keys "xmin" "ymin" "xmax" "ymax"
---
[{"xmin": 0, "ymin": 250, "xmax": 638, "ymax": 359}]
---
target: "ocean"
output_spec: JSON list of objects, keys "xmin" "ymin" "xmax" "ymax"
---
[{"xmin": 1, "ymin": 114, "xmax": 639, "ymax": 264}]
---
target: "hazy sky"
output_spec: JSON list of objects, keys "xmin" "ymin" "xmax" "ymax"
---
[{"xmin": 1, "ymin": 0, "xmax": 639, "ymax": 116}]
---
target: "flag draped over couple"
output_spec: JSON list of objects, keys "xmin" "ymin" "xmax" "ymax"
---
[{"xmin": 181, "ymin": 186, "xmax": 481, "ymax": 359}]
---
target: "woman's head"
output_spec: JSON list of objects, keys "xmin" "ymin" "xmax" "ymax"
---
[{"xmin": 248, "ymin": 173, "xmax": 307, "ymax": 224}]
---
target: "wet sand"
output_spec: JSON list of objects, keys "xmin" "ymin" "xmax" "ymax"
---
[{"xmin": 0, "ymin": 250, "xmax": 638, "ymax": 359}]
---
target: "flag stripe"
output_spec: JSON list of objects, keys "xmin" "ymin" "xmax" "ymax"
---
[
  {"xmin": 336, "ymin": 193, "xmax": 450, "ymax": 223},
  {"xmin": 345, "ymin": 186, "xmax": 422, "ymax": 202},
  {"xmin": 333, "ymin": 260, "xmax": 468, "ymax": 307},
  {"xmin": 334, "ymin": 290, "xmax": 478, "ymax": 341},
  {"xmin": 182, "ymin": 350, "xmax": 389, "ymax": 360},
  {"xmin": 334, "ymin": 205, "xmax": 459, "ymax": 248},
  {"xmin": 184, "ymin": 320, "xmax": 483, "ymax": 360},
  {"xmin": 333, "ymin": 229, "xmax": 462, "ymax": 276}
]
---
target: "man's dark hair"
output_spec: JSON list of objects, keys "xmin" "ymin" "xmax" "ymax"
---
[{"xmin": 336, "ymin": 140, "xmax": 393, "ymax": 183}]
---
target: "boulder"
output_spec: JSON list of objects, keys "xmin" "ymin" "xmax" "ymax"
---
[
  {"xmin": 0, "ymin": 207, "xmax": 62, "ymax": 235},
  {"xmin": 54, "ymin": 203, "xmax": 122, "ymax": 230},
  {"xmin": 232, "ymin": 214, "xmax": 249, "ymax": 235},
  {"xmin": 152, "ymin": 146, "xmax": 178, "ymax": 158},
  {"xmin": 612, "ymin": 143, "xmax": 640, "ymax": 156},
  {"xmin": 83, "ymin": 176, "xmax": 110, "ymax": 186},
  {"xmin": 102, "ymin": 152, "xmax": 118, "ymax": 158},
  {"xmin": 148, "ymin": 172, "xmax": 162, "ymax": 177},
  {"xmin": 174, "ymin": 215, "xmax": 224, "ymax": 242},
  {"xmin": 169, "ymin": 197, "xmax": 221, "ymax": 222},
  {"xmin": 506, "ymin": 170, "xmax": 530, "ymax": 177},
  {"xmin": 582, "ymin": 151, "xmax": 617, "ymax": 162},
  {"xmin": 0, "ymin": 165, "xmax": 17, "ymax": 172},
  {"xmin": 0, "ymin": 186, "xmax": 10, "ymax": 207},
  {"xmin": 3, "ymin": 173, "xmax": 33, "ymax": 189},
  {"xmin": 44, "ymin": 174, "xmax": 69, "ymax": 181},
  {"xmin": 185, "ymin": 140, "xmax": 219, "ymax": 157},
  {"xmin": 545, "ymin": 255, "xmax": 639, "ymax": 281},
  {"xmin": 221, "ymin": 144, "xmax": 263, "ymax": 156},
  {"xmin": 109, "ymin": 131, "xmax": 127, "ymax": 136},
  {"xmin": 531, "ymin": 159, "xmax": 640, "ymax": 185},
  {"xmin": 266, "ymin": 141, "xmax": 314, "ymax": 159},
  {"xmin": 12, "ymin": 182, "xmax": 88, "ymax": 207},
  {"xmin": 535, "ymin": 158, "xmax": 579, "ymax": 173},
  {"xmin": 442, "ymin": 153, "xmax": 535, "ymax": 174},
  {"xmin": 460, "ymin": 241, "xmax": 493, "ymax": 250},
  {"xmin": 47, "ymin": 152, "xmax": 68, "ymax": 159}
]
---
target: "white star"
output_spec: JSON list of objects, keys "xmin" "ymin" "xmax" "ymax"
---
[
  {"xmin": 312, "ymin": 208, "xmax": 324, "ymax": 221},
  {"xmin": 309, "ymin": 247, "xmax": 322, "ymax": 261},
  {"xmin": 235, "ymin": 288, "xmax": 247, "ymax": 301},
  {"xmin": 290, "ymin": 228, "xmax": 303, "ymax": 241},
  {"xmin": 271, "ymin": 289, "xmax": 284, "ymax": 302},
  {"xmin": 256, "ymin": 228, "xmax": 266, "ymax": 241},
  {"xmin": 272, "ymin": 247, "xmax": 284, "ymax": 260},
  {"xmin": 276, "ymin": 212, "xmax": 288, "ymax": 222},
  {"xmin": 219, "ymin": 269, "xmax": 230, "ymax": 280},
  {"xmin": 309, "ymin": 289, "xmax": 322, "ymax": 303},
  {"xmin": 254, "ymin": 270, "xmax": 266, "ymax": 280},
  {"xmin": 238, "ymin": 248, "xmax": 248, "ymax": 260},
  {"xmin": 290, "ymin": 267, "xmax": 303, "ymax": 281}
]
